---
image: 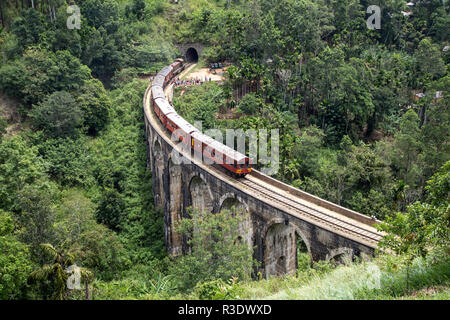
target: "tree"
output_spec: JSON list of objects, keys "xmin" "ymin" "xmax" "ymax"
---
[
  {"xmin": 377, "ymin": 161, "xmax": 450, "ymax": 292},
  {"xmin": 132, "ymin": 0, "xmax": 146, "ymax": 20},
  {"xmin": 54, "ymin": 191, "xmax": 129, "ymax": 280},
  {"xmin": 10, "ymin": 8, "xmax": 45, "ymax": 49},
  {"xmin": 392, "ymin": 110, "xmax": 423, "ymax": 191},
  {"xmin": 0, "ymin": 49, "xmax": 91, "ymax": 105},
  {"xmin": 75, "ymin": 79, "xmax": 111, "ymax": 135},
  {"xmin": 29, "ymin": 243, "xmax": 93, "ymax": 300},
  {"xmin": 30, "ymin": 91, "xmax": 83, "ymax": 138},
  {"xmin": 414, "ymin": 38, "xmax": 446, "ymax": 89},
  {"xmin": 16, "ymin": 183, "xmax": 57, "ymax": 259},
  {"xmin": 0, "ymin": 1, "xmax": 4, "ymax": 29},
  {"xmin": 79, "ymin": 0, "xmax": 119, "ymax": 32},
  {"xmin": 0, "ymin": 136, "xmax": 46, "ymax": 211},
  {"xmin": 169, "ymin": 208, "xmax": 256, "ymax": 291},
  {"xmin": 37, "ymin": 137, "xmax": 94, "ymax": 187},
  {"xmin": 237, "ymin": 92, "xmax": 264, "ymax": 115},
  {"xmin": 96, "ymin": 187, "xmax": 125, "ymax": 231},
  {"xmin": 0, "ymin": 210, "xmax": 33, "ymax": 299}
]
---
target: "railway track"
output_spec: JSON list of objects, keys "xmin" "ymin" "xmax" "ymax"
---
[{"xmin": 239, "ymin": 178, "xmax": 383, "ymax": 244}]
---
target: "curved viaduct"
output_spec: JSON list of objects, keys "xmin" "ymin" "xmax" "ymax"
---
[{"xmin": 143, "ymin": 65, "xmax": 383, "ymax": 278}]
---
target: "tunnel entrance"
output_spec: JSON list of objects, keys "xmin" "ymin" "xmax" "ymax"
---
[{"xmin": 185, "ymin": 47, "xmax": 199, "ymax": 63}]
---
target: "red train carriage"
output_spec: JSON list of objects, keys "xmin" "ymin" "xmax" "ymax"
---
[
  {"xmin": 153, "ymin": 74, "xmax": 165, "ymax": 88},
  {"xmin": 151, "ymin": 85, "xmax": 165, "ymax": 108},
  {"xmin": 170, "ymin": 58, "xmax": 184, "ymax": 75},
  {"xmin": 153, "ymin": 98, "xmax": 176, "ymax": 126},
  {"xmin": 166, "ymin": 113, "xmax": 198, "ymax": 142},
  {"xmin": 159, "ymin": 66, "xmax": 174, "ymax": 86},
  {"xmin": 191, "ymin": 132, "xmax": 252, "ymax": 177}
]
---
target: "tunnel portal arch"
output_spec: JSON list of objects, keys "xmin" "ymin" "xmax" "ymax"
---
[{"xmin": 185, "ymin": 47, "xmax": 199, "ymax": 63}]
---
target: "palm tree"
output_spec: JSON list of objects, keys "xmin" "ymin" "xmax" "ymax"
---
[{"xmin": 30, "ymin": 244, "xmax": 93, "ymax": 300}]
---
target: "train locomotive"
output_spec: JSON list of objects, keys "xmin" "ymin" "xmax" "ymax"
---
[{"xmin": 150, "ymin": 59, "xmax": 252, "ymax": 177}]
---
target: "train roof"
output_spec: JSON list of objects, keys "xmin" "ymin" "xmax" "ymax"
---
[
  {"xmin": 158, "ymin": 66, "xmax": 173, "ymax": 77},
  {"xmin": 151, "ymin": 85, "xmax": 165, "ymax": 100},
  {"xmin": 191, "ymin": 131, "xmax": 217, "ymax": 146},
  {"xmin": 211, "ymin": 140, "xmax": 248, "ymax": 162},
  {"xmin": 155, "ymin": 98, "xmax": 176, "ymax": 116},
  {"xmin": 191, "ymin": 132, "xmax": 248, "ymax": 162},
  {"xmin": 152, "ymin": 74, "xmax": 165, "ymax": 87},
  {"xmin": 166, "ymin": 113, "xmax": 199, "ymax": 134}
]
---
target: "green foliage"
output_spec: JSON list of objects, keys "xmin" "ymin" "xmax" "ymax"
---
[
  {"xmin": 193, "ymin": 278, "xmax": 242, "ymax": 300},
  {"xmin": 173, "ymin": 82, "xmax": 223, "ymax": 129},
  {"xmin": 0, "ymin": 210, "xmax": 33, "ymax": 300},
  {"xmin": 96, "ymin": 187, "xmax": 125, "ymax": 231},
  {"xmin": 30, "ymin": 91, "xmax": 83, "ymax": 138},
  {"xmin": 0, "ymin": 135, "xmax": 46, "ymax": 211},
  {"xmin": 414, "ymin": 38, "xmax": 446, "ymax": 89},
  {"xmin": 0, "ymin": 0, "xmax": 448, "ymax": 300},
  {"xmin": 75, "ymin": 79, "xmax": 111, "ymax": 135},
  {"xmin": 10, "ymin": 8, "xmax": 45, "ymax": 49},
  {"xmin": 0, "ymin": 116, "xmax": 7, "ymax": 140},
  {"xmin": 391, "ymin": 110, "xmax": 423, "ymax": 189},
  {"xmin": 237, "ymin": 92, "xmax": 264, "ymax": 115},
  {"xmin": 36, "ymin": 137, "xmax": 95, "ymax": 187},
  {"xmin": 29, "ymin": 243, "xmax": 76, "ymax": 300},
  {"xmin": 128, "ymin": 0, "xmax": 146, "ymax": 20},
  {"xmin": 54, "ymin": 190, "xmax": 130, "ymax": 280},
  {"xmin": 15, "ymin": 183, "xmax": 58, "ymax": 259},
  {"xmin": 169, "ymin": 208, "xmax": 256, "ymax": 292},
  {"xmin": 236, "ymin": 254, "xmax": 449, "ymax": 300},
  {"xmin": 378, "ymin": 161, "xmax": 450, "ymax": 290},
  {"xmin": 0, "ymin": 49, "xmax": 91, "ymax": 105}
]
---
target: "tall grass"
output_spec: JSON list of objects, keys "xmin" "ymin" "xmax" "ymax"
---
[{"xmin": 238, "ymin": 255, "xmax": 450, "ymax": 300}]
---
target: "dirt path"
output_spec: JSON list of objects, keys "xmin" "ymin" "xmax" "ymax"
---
[
  {"xmin": 183, "ymin": 67, "xmax": 226, "ymax": 82},
  {"xmin": 0, "ymin": 91, "xmax": 27, "ymax": 136}
]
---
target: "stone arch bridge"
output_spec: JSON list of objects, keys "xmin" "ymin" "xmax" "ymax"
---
[{"xmin": 143, "ymin": 76, "xmax": 383, "ymax": 278}]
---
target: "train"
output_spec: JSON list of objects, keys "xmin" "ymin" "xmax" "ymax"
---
[{"xmin": 150, "ymin": 58, "xmax": 252, "ymax": 177}]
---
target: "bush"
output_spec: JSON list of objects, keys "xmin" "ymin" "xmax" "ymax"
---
[
  {"xmin": 0, "ymin": 210, "xmax": 33, "ymax": 299},
  {"xmin": 30, "ymin": 91, "xmax": 83, "ymax": 138},
  {"xmin": 169, "ymin": 208, "xmax": 256, "ymax": 292},
  {"xmin": 194, "ymin": 279, "xmax": 242, "ymax": 300},
  {"xmin": 237, "ymin": 93, "xmax": 264, "ymax": 115}
]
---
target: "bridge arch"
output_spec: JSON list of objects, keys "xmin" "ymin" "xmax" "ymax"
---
[
  {"xmin": 219, "ymin": 193, "xmax": 253, "ymax": 248},
  {"xmin": 188, "ymin": 175, "xmax": 214, "ymax": 215},
  {"xmin": 264, "ymin": 221, "xmax": 293, "ymax": 277},
  {"xmin": 263, "ymin": 219, "xmax": 311, "ymax": 277},
  {"xmin": 326, "ymin": 247, "xmax": 354, "ymax": 265}
]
